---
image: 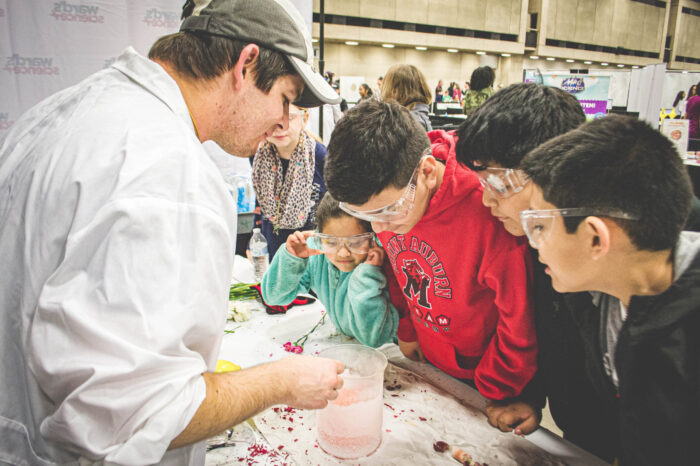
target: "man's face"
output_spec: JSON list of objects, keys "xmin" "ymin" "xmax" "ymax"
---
[
  {"xmin": 213, "ymin": 72, "xmax": 304, "ymax": 157},
  {"xmin": 478, "ymin": 163, "xmax": 532, "ymax": 236},
  {"xmin": 528, "ymin": 186, "xmax": 595, "ymax": 293}
]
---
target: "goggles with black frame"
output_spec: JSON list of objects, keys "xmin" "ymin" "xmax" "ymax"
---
[{"xmin": 520, "ymin": 207, "xmax": 640, "ymax": 249}]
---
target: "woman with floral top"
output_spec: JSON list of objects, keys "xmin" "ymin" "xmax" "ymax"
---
[{"xmin": 252, "ymin": 105, "xmax": 327, "ymax": 257}]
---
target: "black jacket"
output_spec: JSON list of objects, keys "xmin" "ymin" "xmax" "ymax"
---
[
  {"xmin": 563, "ymin": 251, "xmax": 700, "ymax": 466},
  {"xmin": 521, "ymin": 205, "xmax": 700, "ymax": 462},
  {"xmin": 521, "ymin": 250, "xmax": 617, "ymax": 462}
]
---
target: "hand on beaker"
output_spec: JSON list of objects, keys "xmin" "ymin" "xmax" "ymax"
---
[{"xmin": 277, "ymin": 355, "xmax": 344, "ymax": 409}]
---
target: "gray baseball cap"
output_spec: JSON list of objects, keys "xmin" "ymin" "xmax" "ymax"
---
[{"xmin": 180, "ymin": 0, "xmax": 340, "ymax": 108}]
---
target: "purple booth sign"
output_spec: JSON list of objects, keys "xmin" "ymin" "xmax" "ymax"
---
[{"xmin": 578, "ymin": 100, "xmax": 608, "ymax": 119}]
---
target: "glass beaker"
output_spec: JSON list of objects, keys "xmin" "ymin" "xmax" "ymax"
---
[{"xmin": 316, "ymin": 345, "xmax": 388, "ymax": 459}]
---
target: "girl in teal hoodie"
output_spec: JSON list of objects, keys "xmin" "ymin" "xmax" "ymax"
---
[{"xmin": 262, "ymin": 194, "xmax": 398, "ymax": 347}]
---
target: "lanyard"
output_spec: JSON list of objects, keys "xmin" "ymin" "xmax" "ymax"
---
[{"xmin": 189, "ymin": 110, "xmax": 200, "ymax": 139}]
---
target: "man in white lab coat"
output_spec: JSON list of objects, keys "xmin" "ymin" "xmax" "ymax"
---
[{"xmin": 0, "ymin": 0, "xmax": 342, "ymax": 464}]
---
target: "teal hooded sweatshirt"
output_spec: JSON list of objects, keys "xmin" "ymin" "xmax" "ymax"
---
[{"xmin": 262, "ymin": 247, "xmax": 398, "ymax": 348}]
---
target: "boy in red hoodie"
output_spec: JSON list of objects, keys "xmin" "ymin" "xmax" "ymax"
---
[{"xmin": 323, "ymin": 100, "xmax": 537, "ymax": 401}]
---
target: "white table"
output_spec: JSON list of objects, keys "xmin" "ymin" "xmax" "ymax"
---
[{"xmin": 208, "ymin": 257, "xmax": 609, "ymax": 465}]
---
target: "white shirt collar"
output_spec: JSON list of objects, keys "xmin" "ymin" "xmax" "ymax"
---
[{"xmin": 111, "ymin": 47, "xmax": 196, "ymax": 137}]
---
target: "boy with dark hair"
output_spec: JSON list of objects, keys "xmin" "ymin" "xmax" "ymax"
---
[
  {"xmin": 455, "ymin": 83, "xmax": 615, "ymax": 460},
  {"xmin": 324, "ymin": 99, "xmax": 537, "ymax": 401},
  {"xmin": 519, "ymin": 115, "xmax": 699, "ymax": 466},
  {"xmin": 457, "ymin": 83, "xmax": 585, "ymax": 175}
]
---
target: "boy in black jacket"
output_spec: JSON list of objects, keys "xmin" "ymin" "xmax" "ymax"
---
[{"xmin": 520, "ymin": 115, "xmax": 699, "ymax": 465}]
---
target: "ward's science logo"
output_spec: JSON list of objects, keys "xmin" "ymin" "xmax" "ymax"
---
[
  {"xmin": 4, "ymin": 54, "xmax": 60, "ymax": 75},
  {"xmin": 561, "ymin": 77, "xmax": 585, "ymax": 94},
  {"xmin": 143, "ymin": 8, "xmax": 179, "ymax": 28},
  {"xmin": 50, "ymin": 1, "xmax": 104, "ymax": 23}
]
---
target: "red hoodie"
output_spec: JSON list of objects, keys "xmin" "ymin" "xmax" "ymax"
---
[{"xmin": 380, "ymin": 130, "xmax": 537, "ymax": 400}]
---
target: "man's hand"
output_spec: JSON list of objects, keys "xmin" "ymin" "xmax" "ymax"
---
[
  {"xmin": 485, "ymin": 400, "xmax": 541, "ymax": 435},
  {"xmin": 278, "ymin": 355, "xmax": 345, "ymax": 409},
  {"xmin": 364, "ymin": 246, "xmax": 385, "ymax": 267},
  {"xmin": 286, "ymin": 231, "xmax": 322, "ymax": 259},
  {"xmin": 398, "ymin": 338, "xmax": 426, "ymax": 362},
  {"xmin": 170, "ymin": 355, "xmax": 344, "ymax": 449}
]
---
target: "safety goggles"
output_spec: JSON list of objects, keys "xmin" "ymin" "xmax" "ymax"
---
[
  {"xmin": 520, "ymin": 207, "xmax": 640, "ymax": 249},
  {"xmin": 338, "ymin": 149, "xmax": 430, "ymax": 222},
  {"xmin": 310, "ymin": 232, "xmax": 375, "ymax": 255},
  {"xmin": 475, "ymin": 167, "xmax": 530, "ymax": 199}
]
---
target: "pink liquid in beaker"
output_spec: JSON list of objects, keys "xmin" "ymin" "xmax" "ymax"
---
[
  {"xmin": 317, "ymin": 388, "xmax": 383, "ymax": 458},
  {"xmin": 316, "ymin": 345, "xmax": 387, "ymax": 459}
]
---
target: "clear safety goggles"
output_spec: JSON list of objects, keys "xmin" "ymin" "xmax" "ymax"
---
[
  {"xmin": 475, "ymin": 167, "xmax": 530, "ymax": 199},
  {"xmin": 338, "ymin": 149, "xmax": 430, "ymax": 222},
  {"xmin": 310, "ymin": 232, "xmax": 375, "ymax": 255},
  {"xmin": 520, "ymin": 207, "xmax": 640, "ymax": 249}
]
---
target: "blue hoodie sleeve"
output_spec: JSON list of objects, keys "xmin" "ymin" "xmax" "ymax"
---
[
  {"xmin": 341, "ymin": 263, "xmax": 399, "ymax": 347},
  {"xmin": 261, "ymin": 247, "xmax": 312, "ymax": 305}
]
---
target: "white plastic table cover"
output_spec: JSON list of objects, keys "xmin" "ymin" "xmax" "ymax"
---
[{"xmin": 205, "ymin": 256, "xmax": 609, "ymax": 466}]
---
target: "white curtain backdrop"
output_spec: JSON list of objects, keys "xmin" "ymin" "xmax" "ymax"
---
[{"xmin": 0, "ymin": 0, "xmax": 312, "ymax": 140}]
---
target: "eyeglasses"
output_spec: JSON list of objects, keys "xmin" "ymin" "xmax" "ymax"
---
[
  {"xmin": 520, "ymin": 207, "xmax": 640, "ymax": 249},
  {"xmin": 338, "ymin": 149, "xmax": 430, "ymax": 222},
  {"xmin": 475, "ymin": 167, "xmax": 530, "ymax": 199},
  {"xmin": 311, "ymin": 232, "xmax": 375, "ymax": 255}
]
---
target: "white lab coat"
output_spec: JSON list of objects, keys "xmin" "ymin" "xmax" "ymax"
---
[{"xmin": 0, "ymin": 48, "xmax": 236, "ymax": 465}]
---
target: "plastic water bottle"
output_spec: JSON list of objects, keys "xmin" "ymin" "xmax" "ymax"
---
[{"xmin": 249, "ymin": 228, "xmax": 269, "ymax": 282}]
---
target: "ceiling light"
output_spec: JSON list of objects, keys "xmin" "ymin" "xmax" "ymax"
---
[
  {"xmin": 416, "ymin": 46, "xmax": 427, "ymax": 51},
  {"xmin": 530, "ymin": 55, "xmax": 539, "ymax": 60},
  {"xmin": 382, "ymin": 43, "xmax": 395, "ymax": 48},
  {"xmin": 617, "ymin": 64, "xmax": 625, "ymax": 68},
  {"xmin": 600, "ymin": 62, "xmax": 608, "ymax": 66},
  {"xmin": 447, "ymin": 49, "xmax": 458, "ymax": 53},
  {"xmin": 546, "ymin": 57, "xmax": 555, "ymax": 61},
  {"xmin": 345, "ymin": 41, "xmax": 358, "ymax": 46},
  {"xmin": 683, "ymin": 70, "xmax": 689, "ymax": 74},
  {"xmin": 476, "ymin": 51, "xmax": 486, "ymax": 55},
  {"xmin": 583, "ymin": 61, "xmax": 593, "ymax": 64},
  {"xmin": 501, "ymin": 53, "xmax": 511, "ymax": 57},
  {"xmin": 566, "ymin": 59, "xmax": 575, "ymax": 63},
  {"xmin": 311, "ymin": 38, "xmax": 318, "ymax": 43},
  {"xmin": 632, "ymin": 65, "xmax": 640, "ymax": 69}
]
